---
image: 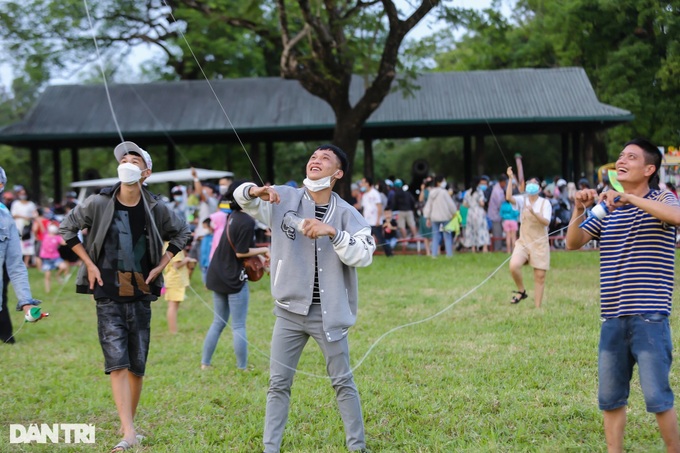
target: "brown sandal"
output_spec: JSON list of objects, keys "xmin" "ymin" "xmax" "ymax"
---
[{"xmin": 510, "ymin": 290, "xmax": 527, "ymax": 304}]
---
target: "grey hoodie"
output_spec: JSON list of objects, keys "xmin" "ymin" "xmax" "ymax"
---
[{"xmin": 423, "ymin": 186, "xmax": 457, "ymax": 222}]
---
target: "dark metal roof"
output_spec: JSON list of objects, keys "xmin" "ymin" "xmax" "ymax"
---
[{"xmin": 0, "ymin": 67, "xmax": 633, "ymax": 147}]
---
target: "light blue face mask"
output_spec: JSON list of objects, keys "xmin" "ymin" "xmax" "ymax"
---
[
  {"xmin": 478, "ymin": 184, "xmax": 488, "ymax": 192},
  {"xmin": 525, "ymin": 183, "xmax": 540, "ymax": 195}
]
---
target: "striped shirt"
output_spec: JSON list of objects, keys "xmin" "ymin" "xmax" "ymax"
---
[
  {"xmin": 581, "ymin": 190, "xmax": 678, "ymax": 318},
  {"xmin": 312, "ymin": 204, "xmax": 329, "ymax": 304}
]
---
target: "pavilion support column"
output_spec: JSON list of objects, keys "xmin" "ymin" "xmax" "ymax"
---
[
  {"xmin": 594, "ymin": 131, "xmax": 609, "ymax": 164},
  {"xmin": 224, "ymin": 145, "xmax": 233, "ymax": 173},
  {"xmin": 571, "ymin": 132, "xmax": 582, "ymax": 183},
  {"xmin": 583, "ymin": 130, "xmax": 595, "ymax": 186},
  {"xmin": 561, "ymin": 133, "xmax": 570, "ymax": 181},
  {"xmin": 166, "ymin": 143, "xmax": 177, "ymax": 195},
  {"xmin": 250, "ymin": 142, "xmax": 261, "ymax": 184},
  {"xmin": 363, "ymin": 138, "xmax": 374, "ymax": 181},
  {"xmin": 475, "ymin": 134, "xmax": 485, "ymax": 179},
  {"xmin": 463, "ymin": 135, "xmax": 472, "ymax": 189},
  {"xmin": 266, "ymin": 141, "xmax": 275, "ymax": 184},
  {"xmin": 52, "ymin": 147, "xmax": 62, "ymax": 204},
  {"xmin": 70, "ymin": 147, "xmax": 80, "ymax": 182},
  {"xmin": 167, "ymin": 143, "xmax": 176, "ymax": 171},
  {"xmin": 30, "ymin": 148, "xmax": 41, "ymax": 203}
]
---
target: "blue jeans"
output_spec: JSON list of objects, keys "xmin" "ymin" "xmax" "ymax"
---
[
  {"xmin": 201, "ymin": 283, "xmax": 249, "ymax": 369},
  {"xmin": 431, "ymin": 221, "xmax": 453, "ymax": 257},
  {"xmin": 599, "ymin": 313, "xmax": 674, "ymax": 413}
]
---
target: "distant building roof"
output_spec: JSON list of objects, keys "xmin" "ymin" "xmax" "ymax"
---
[{"xmin": 0, "ymin": 67, "xmax": 632, "ymax": 147}]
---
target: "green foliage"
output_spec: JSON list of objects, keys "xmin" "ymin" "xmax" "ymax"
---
[
  {"xmin": 2, "ymin": 251, "xmax": 680, "ymax": 451},
  {"xmin": 364, "ymin": 135, "xmax": 566, "ymax": 187},
  {"xmin": 435, "ymin": 0, "xmax": 680, "ymax": 158}
]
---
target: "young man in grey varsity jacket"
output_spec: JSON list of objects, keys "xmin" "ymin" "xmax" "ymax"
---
[{"xmin": 234, "ymin": 144, "xmax": 375, "ymax": 453}]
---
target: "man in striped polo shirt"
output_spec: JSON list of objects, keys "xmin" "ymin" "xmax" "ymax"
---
[{"xmin": 566, "ymin": 138, "xmax": 680, "ymax": 452}]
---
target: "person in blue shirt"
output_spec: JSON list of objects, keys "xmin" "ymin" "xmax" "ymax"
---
[
  {"xmin": 499, "ymin": 199, "xmax": 519, "ymax": 254},
  {"xmin": 0, "ymin": 166, "xmax": 42, "ymax": 344},
  {"xmin": 199, "ymin": 217, "xmax": 213, "ymax": 283}
]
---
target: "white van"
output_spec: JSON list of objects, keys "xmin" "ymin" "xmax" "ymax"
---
[{"xmin": 70, "ymin": 168, "xmax": 234, "ymax": 203}]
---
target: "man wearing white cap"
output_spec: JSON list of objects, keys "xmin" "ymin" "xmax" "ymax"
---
[{"xmin": 60, "ymin": 141, "xmax": 191, "ymax": 452}]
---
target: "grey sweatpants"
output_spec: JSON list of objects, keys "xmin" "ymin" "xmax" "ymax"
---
[{"xmin": 263, "ymin": 305, "xmax": 366, "ymax": 452}]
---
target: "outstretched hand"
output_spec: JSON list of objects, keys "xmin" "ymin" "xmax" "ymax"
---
[{"xmin": 250, "ymin": 186, "xmax": 281, "ymax": 204}]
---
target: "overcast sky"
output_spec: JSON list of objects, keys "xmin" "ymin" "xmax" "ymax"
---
[{"xmin": 0, "ymin": 0, "xmax": 510, "ymax": 89}]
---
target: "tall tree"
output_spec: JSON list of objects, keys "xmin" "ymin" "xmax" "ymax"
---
[
  {"xmin": 167, "ymin": 0, "xmax": 453, "ymax": 195},
  {"xmin": 1, "ymin": 0, "xmax": 463, "ymax": 196}
]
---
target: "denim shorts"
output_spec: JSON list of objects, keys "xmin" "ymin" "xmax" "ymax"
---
[
  {"xmin": 598, "ymin": 313, "xmax": 674, "ymax": 413},
  {"xmin": 41, "ymin": 258, "xmax": 64, "ymax": 272},
  {"xmin": 96, "ymin": 299, "xmax": 152, "ymax": 376}
]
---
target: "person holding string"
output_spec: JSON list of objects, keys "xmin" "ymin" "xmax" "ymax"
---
[
  {"xmin": 505, "ymin": 166, "xmax": 552, "ymax": 308},
  {"xmin": 234, "ymin": 144, "xmax": 374, "ymax": 453}
]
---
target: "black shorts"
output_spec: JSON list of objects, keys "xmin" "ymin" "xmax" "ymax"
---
[{"xmin": 96, "ymin": 299, "xmax": 152, "ymax": 376}]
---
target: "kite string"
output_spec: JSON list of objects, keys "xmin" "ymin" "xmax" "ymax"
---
[{"xmin": 82, "ymin": 0, "xmax": 124, "ymax": 144}]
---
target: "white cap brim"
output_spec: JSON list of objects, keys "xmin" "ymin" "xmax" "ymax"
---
[{"xmin": 114, "ymin": 141, "xmax": 152, "ymax": 170}]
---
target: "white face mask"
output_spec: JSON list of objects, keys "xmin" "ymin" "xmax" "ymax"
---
[
  {"xmin": 441, "ymin": 180, "xmax": 448, "ymax": 189},
  {"xmin": 303, "ymin": 171, "xmax": 339, "ymax": 193},
  {"xmin": 219, "ymin": 185, "xmax": 229, "ymax": 195},
  {"xmin": 117, "ymin": 163, "xmax": 143, "ymax": 185}
]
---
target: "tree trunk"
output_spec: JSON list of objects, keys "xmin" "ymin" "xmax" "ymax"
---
[{"xmin": 330, "ymin": 114, "xmax": 362, "ymax": 200}]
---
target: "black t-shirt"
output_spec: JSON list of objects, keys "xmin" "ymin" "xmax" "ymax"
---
[
  {"xmin": 393, "ymin": 190, "xmax": 416, "ymax": 211},
  {"xmin": 205, "ymin": 211, "xmax": 256, "ymax": 294},
  {"xmin": 94, "ymin": 199, "xmax": 154, "ymax": 302}
]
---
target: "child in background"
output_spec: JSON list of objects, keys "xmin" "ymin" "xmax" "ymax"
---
[
  {"xmin": 500, "ymin": 200, "xmax": 520, "ymax": 254},
  {"xmin": 32, "ymin": 207, "xmax": 49, "ymax": 270},
  {"xmin": 382, "ymin": 209, "xmax": 398, "ymax": 250},
  {"xmin": 163, "ymin": 242, "xmax": 197, "ymax": 334},
  {"xmin": 199, "ymin": 218, "xmax": 214, "ymax": 284},
  {"xmin": 40, "ymin": 223, "xmax": 69, "ymax": 293}
]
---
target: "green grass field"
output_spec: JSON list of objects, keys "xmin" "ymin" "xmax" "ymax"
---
[{"xmin": 1, "ymin": 250, "xmax": 679, "ymax": 452}]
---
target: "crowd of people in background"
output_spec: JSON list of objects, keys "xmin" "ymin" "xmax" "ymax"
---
[
  {"xmin": 7, "ymin": 167, "xmax": 678, "ymax": 282},
  {"xmin": 1, "ymin": 186, "xmax": 81, "ymax": 293},
  {"xmin": 344, "ymin": 169, "xmax": 680, "ymax": 258}
]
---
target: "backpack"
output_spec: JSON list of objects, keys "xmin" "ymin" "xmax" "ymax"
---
[
  {"xmin": 483, "ymin": 184, "xmax": 494, "ymax": 210},
  {"xmin": 21, "ymin": 221, "xmax": 32, "ymax": 240}
]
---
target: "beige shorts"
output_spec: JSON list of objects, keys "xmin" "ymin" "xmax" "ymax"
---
[
  {"xmin": 164, "ymin": 287, "xmax": 186, "ymax": 302},
  {"xmin": 513, "ymin": 239, "xmax": 550, "ymax": 271},
  {"xmin": 396, "ymin": 210, "xmax": 416, "ymax": 231}
]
